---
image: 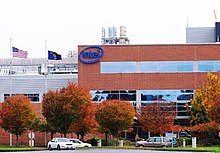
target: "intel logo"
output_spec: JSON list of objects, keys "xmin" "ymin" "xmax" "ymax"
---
[{"xmin": 78, "ymin": 46, "xmax": 104, "ymax": 64}]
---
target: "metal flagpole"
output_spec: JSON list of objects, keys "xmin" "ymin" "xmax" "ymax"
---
[
  {"xmin": 44, "ymin": 40, "xmax": 47, "ymax": 146},
  {"xmin": 9, "ymin": 38, "xmax": 12, "ymax": 146},
  {"xmin": 45, "ymin": 40, "xmax": 48, "ymax": 92}
]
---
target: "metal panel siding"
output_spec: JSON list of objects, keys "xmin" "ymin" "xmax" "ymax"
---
[
  {"xmin": 186, "ymin": 27, "xmax": 215, "ymax": 43},
  {"xmin": 0, "ymin": 74, "xmax": 78, "ymax": 102}
]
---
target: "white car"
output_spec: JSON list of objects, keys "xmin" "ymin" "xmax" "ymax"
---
[
  {"xmin": 47, "ymin": 138, "xmax": 76, "ymax": 150},
  {"xmin": 69, "ymin": 138, "xmax": 92, "ymax": 147}
]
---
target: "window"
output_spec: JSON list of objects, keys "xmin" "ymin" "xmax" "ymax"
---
[
  {"xmin": 140, "ymin": 62, "xmax": 157, "ymax": 72},
  {"xmin": 101, "ymin": 61, "xmax": 220, "ymax": 73},
  {"xmin": 101, "ymin": 62, "xmax": 136, "ymax": 73},
  {"xmin": 177, "ymin": 61, "xmax": 193, "ymax": 72},
  {"xmin": 4, "ymin": 93, "xmax": 40, "ymax": 102},
  {"xmin": 90, "ymin": 90, "xmax": 136, "ymax": 102},
  {"xmin": 198, "ymin": 61, "xmax": 215, "ymax": 72},
  {"xmin": 155, "ymin": 137, "xmax": 161, "ymax": 142}
]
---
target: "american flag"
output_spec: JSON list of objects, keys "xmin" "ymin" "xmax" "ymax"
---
[{"xmin": 12, "ymin": 47, "xmax": 28, "ymax": 59}]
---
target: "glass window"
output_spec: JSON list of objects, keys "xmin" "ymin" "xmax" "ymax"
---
[
  {"xmin": 140, "ymin": 62, "xmax": 157, "ymax": 72},
  {"xmin": 177, "ymin": 61, "xmax": 193, "ymax": 72},
  {"xmin": 101, "ymin": 62, "xmax": 119, "ymax": 73},
  {"xmin": 155, "ymin": 137, "xmax": 161, "ymax": 142},
  {"xmin": 106, "ymin": 94, "xmax": 119, "ymax": 100},
  {"xmin": 215, "ymin": 61, "xmax": 220, "ymax": 72},
  {"xmin": 101, "ymin": 61, "xmax": 220, "ymax": 73},
  {"xmin": 157, "ymin": 61, "xmax": 177, "ymax": 72},
  {"xmin": 198, "ymin": 61, "xmax": 215, "ymax": 72},
  {"xmin": 120, "ymin": 93, "xmax": 136, "ymax": 101},
  {"xmin": 177, "ymin": 94, "xmax": 193, "ymax": 101},
  {"xmin": 4, "ymin": 93, "xmax": 39, "ymax": 102},
  {"xmin": 91, "ymin": 90, "xmax": 136, "ymax": 102},
  {"xmin": 148, "ymin": 138, "xmax": 155, "ymax": 142},
  {"xmin": 101, "ymin": 62, "xmax": 136, "ymax": 73},
  {"xmin": 119, "ymin": 62, "xmax": 136, "ymax": 73}
]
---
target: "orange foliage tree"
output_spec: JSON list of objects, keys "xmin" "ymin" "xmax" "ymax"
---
[
  {"xmin": 189, "ymin": 121, "xmax": 220, "ymax": 133},
  {"xmin": 138, "ymin": 102, "xmax": 176, "ymax": 134},
  {"xmin": 209, "ymin": 98, "xmax": 220, "ymax": 124},
  {"xmin": 70, "ymin": 101, "xmax": 97, "ymax": 141},
  {"xmin": 0, "ymin": 95, "xmax": 36, "ymax": 145},
  {"xmin": 95, "ymin": 100, "xmax": 135, "ymax": 138},
  {"xmin": 187, "ymin": 73, "xmax": 220, "ymax": 132},
  {"xmin": 42, "ymin": 82, "xmax": 91, "ymax": 137}
]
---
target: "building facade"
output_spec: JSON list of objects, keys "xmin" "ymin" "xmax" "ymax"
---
[
  {"xmin": 78, "ymin": 44, "xmax": 220, "ymax": 126},
  {"xmin": 0, "ymin": 58, "xmax": 78, "ymax": 146}
]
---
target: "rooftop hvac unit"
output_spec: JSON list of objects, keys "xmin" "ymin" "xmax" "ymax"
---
[{"xmin": 120, "ymin": 26, "xmax": 126, "ymax": 37}]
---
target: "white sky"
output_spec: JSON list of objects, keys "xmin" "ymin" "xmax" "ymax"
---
[{"xmin": 0, "ymin": 0, "xmax": 220, "ymax": 58}]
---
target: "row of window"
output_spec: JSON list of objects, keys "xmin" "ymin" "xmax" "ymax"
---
[
  {"xmin": 91, "ymin": 89, "xmax": 192, "ymax": 117},
  {"xmin": 91, "ymin": 90, "xmax": 194, "ymax": 102},
  {"xmin": 91, "ymin": 90, "xmax": 136, "ymax": 102},
  {"xmin": 4, "ymin": 94, "xmax": 40, "ymax": 102},
  {"xmin": 141, "ymin": 90, "xmax": 194, "ymax": 102},
  {"xmin": 100, "ymin": 61, "xmax": 220, "ymax": 73}
]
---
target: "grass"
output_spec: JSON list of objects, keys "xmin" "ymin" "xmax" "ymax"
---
[
  {"xmin": 156, "ymin": 147, "xmax": 220, "ymax": 153},
  {"xmin": 0, "ymin": 146, "xmax": 219, "ymax": 152},
  {"xmin": 93, "ymin": 146, "xmax": 220, "ymax": 153},
  {"xmin": 0, "ymin": 146, "xmax": 46, "ymax": 151}
]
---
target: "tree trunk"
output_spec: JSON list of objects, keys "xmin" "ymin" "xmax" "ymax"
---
[
  {"xmin": 105, "ymin": 131, "xmax": 108, "ymax": 145},
  {"xmin": 64, "ymin": 133, "xmax": 67, "ymax": 138},
  {"xmin": 16, "ymin": 134, "xmax": 19, "ymax": 146},
  {"xmin": 50, "ymin": 132, "xmax": 53, "ymax": 140},
  {"xmin": 77, "ymin": 133, "xmax": 80, "ymax": 139},
  {"xmin": 80, "ymin": 132, "xmax": 85, "ymax": 141}
]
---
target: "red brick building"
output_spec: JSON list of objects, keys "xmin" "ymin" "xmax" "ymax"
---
[{"xmin": 78, "ymin": 44, "xmax": 220, "ymax": 127}]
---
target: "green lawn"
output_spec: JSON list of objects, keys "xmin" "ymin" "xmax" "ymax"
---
[
  {"xmin": 156, "ymin": 147, "xmax": 220, "ymax": 153},
  {"xmin": 0, "ymin": 146, "xmax": 46, "ymax": 151},
  {"xmin": 0, "ymin": 146, "xmax": 219, "ymax": 152}
]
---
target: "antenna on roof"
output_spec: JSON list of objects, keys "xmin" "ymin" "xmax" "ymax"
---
[{"xmin": 214, "ymin": 9, "xmax": 217, "ymax": 22}]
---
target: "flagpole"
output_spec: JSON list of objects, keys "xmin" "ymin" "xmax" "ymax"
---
[
  {"xmin": 44, "ymin": 40, "xmax": 47, "ymax": 146},
  {"xmin": 9, "ymin": 38, "xmax": 13, "ymax": 146},
  {"xmin": 45, "ymin": 40, "xmax": 48, "ymax": 93}
]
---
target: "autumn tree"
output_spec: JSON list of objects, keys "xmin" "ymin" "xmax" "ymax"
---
[
  {"xmin": 138, "ymin": 102, "xmax": 176, "ymax": 134},
  {"xmin": 42, "ymin": 82, "xmax": 91, "ymax": 137},
  {"xmin": 38, "ymin": 120, "xmax": 56, "ymax": 140},
  {"xmin": 186, "ymin": 88, "xmax": 211, "ymax": 126},
  {"xmin": 70, "ymin": 101, "xmax": 97, "ymax": 141},
  {"xmin": 187, "ymin": 73, "xmax": 220, "ymax": 127},
  {"xmin": 0, "ymin": 95, "xmax": 36, "ymax": 145},
  {"xmin": 95, "ymin": 100, "xmax": 135, "ymax": 138},
  {"xmin": 209, "ymin": 99, "xmax": 220, "ymax": 123},
  {"xmin": 186, "ymin": 73, "xmax": 220, "ymax": 145}
]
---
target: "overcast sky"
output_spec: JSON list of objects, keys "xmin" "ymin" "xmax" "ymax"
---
[{"xmin": 0, "ymin": 0, "xmax": 220, "ymax": 58}]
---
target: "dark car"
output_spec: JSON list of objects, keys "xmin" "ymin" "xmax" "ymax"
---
[{"xmin": 179, "ymin": 132, "xmax": 191, "ymax": 138}]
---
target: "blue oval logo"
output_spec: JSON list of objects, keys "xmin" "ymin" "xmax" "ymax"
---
[{"xmin": 78, "ymin": 46, "xmax": 104, "ymax": 64}]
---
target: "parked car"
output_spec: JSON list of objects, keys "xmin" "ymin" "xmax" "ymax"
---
[
  {"xmin": 179, "ymin": 132, "xmax": 191, "ymax": 138},
  {"xmin": 135, "ymin": 137, "xmax": 177, "ymax": 148},
  {"xmin": 47, "ymin": 138, "xmax": 76, "ymax": 150},
  {"xmin": 69, "ymin": 138, "xmax": 92, "ymax": 147}
]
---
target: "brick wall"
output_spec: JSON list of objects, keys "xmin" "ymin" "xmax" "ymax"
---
[{"xmin": 78, "ymin": 44, "xmax": 220, "ymax": 90}]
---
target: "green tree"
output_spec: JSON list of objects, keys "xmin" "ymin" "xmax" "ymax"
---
[
  {"xmin": 95, "ymin": 100, "xmax": 135, "ymax": 138},
  {"xmin": 186, "ymin": 88, "xmax": 211, "ymax": 126},
  {"xmin": 0, "ymin": 95, "xmax": 36, "ymax": 145},
  {"xmin": 42, "ymin": 82, "xmax": 91, "ymax": 137}
]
